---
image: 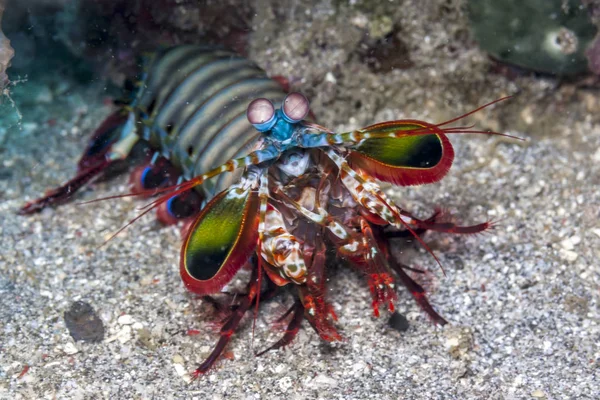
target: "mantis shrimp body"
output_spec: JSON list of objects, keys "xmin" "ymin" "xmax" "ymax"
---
[
  {"xmin": 20, "ymin": 45, "xmax": 287, "ymax": 219},
  {"xmin": 20, "ymin": 45, "xmax": 512, "ymax": 376}
]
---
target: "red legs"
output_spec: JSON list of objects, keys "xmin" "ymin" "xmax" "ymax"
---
[
  {"xmin": 292, "ymin": 179, "xmax": 341, "ymax": 342},
  {"xmin": 300, "ymin": 286, "xmax": 341, "ymax": 342},
  {"xmin": 198, "ymin": 172, "xmax": 337, "ymax": 362},
  {"xmin": 374, "ymin": 207, "xmax": 488, "ymax": 325},
  {"xmin": 256, "ymin": 244, "xmax": 332, "ymax": 356},
  {"xmin": 255, "ymin": 301, "xmax": 304, "ymax": 356},
  {"xmin": 377, "ymin": 206, "xmax": 495, "ymax": 325},
  {"xmin": 200, "ymin": 294, "xmax": 239, "ymax": 316},
  {"xmin": 382, "ymin": 226, "xmax": 428, "ymax": 239},
  {"xmin": 358, "ymin": 218, "xmax": 398, "ymax": 317},
  {"xmin": 300, "ymin": 239, "xmax": 341, "ymax": 342},
  {"xmin": 399, "ymin": 209, "xmax": 493, "ymax": 235},
  {"xmin": 202, "ymin": 279, "xmax": 280, "ymax": 316},
  {"xmin": 382, "ymin": 207, "xmax": 493, "ymax": 239},
  {"xmin": 287, "ymin": 163, "xmax": 397, "ymax": 320},
  {"xmin": 275, "ymin": 148, "xmax": 488, "ymax": 326},
  {"xmin": 192, "ymin": 247, "xmax": 293, "ymax": 373},
  {"xmin": 201, "ymin": 282, "xmax": 280, "ymax": 327},
  {"xmin": 192, "ymin": 264, "xmax": 261, "ymax": 377},
  {"xmin": 197, "ymin": 241, "xmax": 334, "ymax": 365},
  {"xmin": 274, "ymin": 302, "xmax": 297, "ymax": 323},
  {"xmin": 388, "ymin": 258, "xmax": 447, "ymax": 325},
  {"xmin": 367, "ymin": 223, "xmax": 447, "ymax": 325},
  {"xmin": 384, "ymin": 210, "xmax": 441, "ymax": 238}
]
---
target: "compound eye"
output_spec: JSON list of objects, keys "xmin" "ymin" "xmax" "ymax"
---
[
  {"xmin": 247, "ymin": 98, "xmax": 276, "ymax": 132},
  {"xmin": 281, "ymin": 92, "xmax": 309, "ymax": 123}
]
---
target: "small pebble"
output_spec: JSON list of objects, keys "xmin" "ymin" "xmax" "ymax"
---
[
  {"xmin": 63, "ymin": 342, "xmax": 79, "ymax": 355},
  {"xmin": 172, "ymin": 354, "xmax": 184, "ymax": 364},
  {"xmin": 278, "ymin": 376, "xmax": 293, "ymax": 392},
  {"xmin": 117, "ymin": 326, "xmax": 133, "ymax": 344},
  {"xmin": 531, "ymin": 389, "xmax": 546, "ymax": 398},
  {"xmin": 559, "ymin": 249, "xmax": 579, "ymax": 262},
  {"xmin": 117, "ymin": 314, "xmax": 135, "ymax": 325},
  {"xmin": 314, "ymin": 374, "xmax": 338, "ymax": 387}
]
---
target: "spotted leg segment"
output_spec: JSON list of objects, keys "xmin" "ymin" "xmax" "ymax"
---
[
  {"xmin": 358, "ymin": 218, "xmax": 398, "ymax": 317},
  {"xmin": 301, "ymin": 239, "xmax": 341, "ymax": 341},
  {"xmin": 371, "ymin": 223, "xmax": 448, "ymax": 325},
  {"xmin": 259, "ymin": 186, "xmax": 340, "ymax": 343},
  {"xmin": 323, "ymin": 147, "xmax": 447, "ymax": 274}
]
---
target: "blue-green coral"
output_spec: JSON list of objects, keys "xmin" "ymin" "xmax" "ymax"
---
[{"xmin": 468, "ymin": 0, "xmax": 597, "ymax": 76}]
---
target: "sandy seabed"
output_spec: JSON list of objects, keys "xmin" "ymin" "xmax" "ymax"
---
[{"xmin": 1, "ymin": 1, "xmax": 599, "ymax": 399}]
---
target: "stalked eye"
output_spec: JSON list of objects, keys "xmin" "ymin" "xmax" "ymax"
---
[
  {"xmin": 247, "ymin": 98, "xmax": 276, "ymax": 132},
  {"xmin": 281, "ymin": 92, "xmax": 309, "ymax": 123}
]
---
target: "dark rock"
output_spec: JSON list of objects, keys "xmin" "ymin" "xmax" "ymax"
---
[
  {"xmin": 64, "ymin": 301, "xmax": 105, "ymax": 343},
  {"xmin": 388, "ymin": 311, "xmax": 410, "ymax": 332},
  {"xmin": 359, "ymin": 27, "xmax": 413, "ymax": 73}
]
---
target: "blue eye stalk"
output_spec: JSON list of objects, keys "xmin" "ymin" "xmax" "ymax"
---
[{"xmin": 247, "ymin": 92, "xmax": 310, "ymax": 142}]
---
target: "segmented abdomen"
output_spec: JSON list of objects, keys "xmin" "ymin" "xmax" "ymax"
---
[{"xmin": 131, "ymin": 45, "xmax": 286, "ymax": 195}]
